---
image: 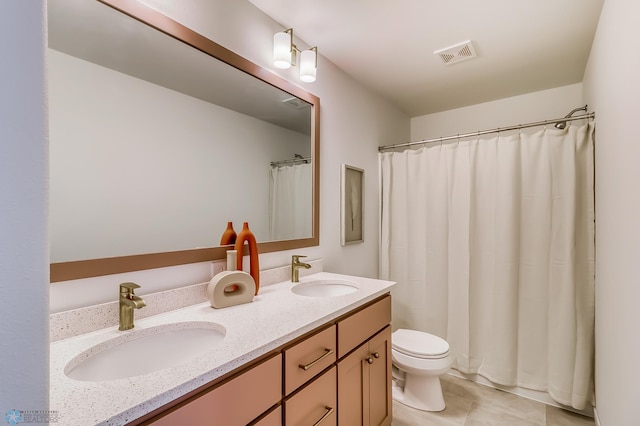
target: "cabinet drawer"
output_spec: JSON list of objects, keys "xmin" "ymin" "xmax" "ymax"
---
[
  {"xmin": 285, "ymin": 366, "xmax": 337, "ymax": 426},
  {"xmin": 284, "ymin": 325, "xmax": 336, "ymax": 395},
  {"xmin": 150, "ymin": 354, "xmax": 282, "ymax": 425},
  {"xmin": 337, "ymin": 295, "xmax": 391, "ymax": 358}
]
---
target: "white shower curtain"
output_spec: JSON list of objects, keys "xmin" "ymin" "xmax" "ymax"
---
[
  {"xmin": 379, "ymin": 123, "xmax": 595, "ymax": 409},
  {"xmin": 269, "ymin": 163, "xmax": 312, "ymax": 241}
]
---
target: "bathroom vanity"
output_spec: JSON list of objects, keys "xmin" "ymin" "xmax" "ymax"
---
[
  {"xmin": 50, "ymin": 272, "xmax": 395, "ymax": 425},
  {"xmin": 146, "ymin": 295, "xmax": 391, "ymax": 425}
]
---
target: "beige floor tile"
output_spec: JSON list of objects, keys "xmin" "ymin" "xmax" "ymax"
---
[
  {"xmin": 392, "ymin": 374, "xmax": 593, "ymax": 426},
  {"xmin": 392, "ymin": 399, "xmax": 468, "ymax": 426},
  {"xmin": 441, "ymin": 375, "xmax": 546, "ymax": 424},
  {"xmin": 464, "ymin": 402, "xmax": 544, "ymax": 426},
  {"xmin": 546, "ymin": 406, "xmax": 595, "ymax": 426}
]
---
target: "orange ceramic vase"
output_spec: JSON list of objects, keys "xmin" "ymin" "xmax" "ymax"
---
[
  {"xmin": 220, "ymin": 221, "xmax": 237, "ymax": 245},
  {"xmin": 234, "ymin": 222, "xmax": 260, "ymax": 295}
]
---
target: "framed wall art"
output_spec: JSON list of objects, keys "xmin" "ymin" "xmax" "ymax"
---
[{"xmin": 341, "ymin": 164, "xmax": 364, "ymax": 245}]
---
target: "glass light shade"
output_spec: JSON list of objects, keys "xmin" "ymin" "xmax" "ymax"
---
[
  {"xmin": 299, "ymin": 49, "xmax": 317, "ymax": 83},
  {"xmin": 273, "ymin": 32, "xmax": 292, "ymax": 69}
]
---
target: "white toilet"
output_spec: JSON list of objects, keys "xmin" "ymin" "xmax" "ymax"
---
[{"xmin": 391, "ymin": 329, "xmax": 453, "ymax": 412}]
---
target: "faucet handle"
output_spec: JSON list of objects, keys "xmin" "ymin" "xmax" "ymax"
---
[
  {"xmin": 292, "ymin": 255, "xmax": 307, "ymax": 262},
  {"xmin": 120, "ymin": 282, "xmax": 141, "ymax": 294}
]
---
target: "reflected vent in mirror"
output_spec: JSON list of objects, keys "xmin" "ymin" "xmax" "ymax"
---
[{"xmin": 282, "ymin": 96, "xmax": 311, "ymax": 109}]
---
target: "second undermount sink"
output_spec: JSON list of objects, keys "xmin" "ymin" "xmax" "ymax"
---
[
  {"xmin": 65, "ymin": 321, "xmax": 226, "ymax": 382},
  {"xmin": 291, "ymin": 279, "xmax": 359, "ymax": 297}
]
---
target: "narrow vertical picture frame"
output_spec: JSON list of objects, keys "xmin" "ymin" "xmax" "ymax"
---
[{"xmin": 341, "ymin": 164, "xmax": 364, "ymax": 245}]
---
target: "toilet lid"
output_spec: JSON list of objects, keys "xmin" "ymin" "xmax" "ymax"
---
[{"xmin": 392, "ymin": 329, "xmax": 449, "ymax": 359}]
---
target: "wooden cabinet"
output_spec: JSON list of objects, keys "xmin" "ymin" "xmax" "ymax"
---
[
  {"xmin": 284, "ymin": 367, "xmax": 337, "ymax": 425},
  {"xmin": 149, "ymin": 354, "xmax": 282, "ymax": 426},
  {"xmin": 366, "ymin": 327, "xmax": 392, "ymax": 425},
  {"xmin": 338, "ymin": 327, "xmax": 392, "ymax": 426},
  {"xmin": 252, "ymin": 406, "xmax": 281, "ymax": 426},
  {"xmin": 283, "ymin": 325, "xmax": 336, "ymax": 395},
  {"xmin": 337, "ymin": 295, "xmax": 391, "ymax": 358},
  {"xmin": 139, "ymin": 294, "xmax": 391, "ymax": 426}
]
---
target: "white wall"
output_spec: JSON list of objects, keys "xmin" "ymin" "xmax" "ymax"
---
[
  {"xmin": 0, "ymin": 0, "xmax": 49, "ymax": 415},
  {"xmin": 583, "ymin": 0, "xmax": 640, "ymax": 424},
  {"xmin": 49, "ymin": 50, "xmax": 307, "ymax": 262},
  {"xmin": 49, "ymin": 0, "xmax": 408, "ymax": 311},
  {"xmin": 411, "ymin": 83, "xmax": 584, "ymax": 141}
]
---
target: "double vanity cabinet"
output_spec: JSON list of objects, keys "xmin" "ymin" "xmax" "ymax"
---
[
  {"xmin": 50, "ymin": 272, "xmax": 395, "ymax": 426},
  {"xmin": 138, "ymin": 295, "xmax": 392, "ymax": 425}
]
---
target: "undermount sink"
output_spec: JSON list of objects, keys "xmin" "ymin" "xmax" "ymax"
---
[
  {"xmin": 291, "ymin": 279, "xmax": 359, "ymax": 297},
  {"xmin": 65, "ymin": 321, "xmax": 226, "ymax": 382}
]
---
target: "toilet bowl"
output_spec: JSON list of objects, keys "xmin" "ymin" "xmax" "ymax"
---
[{"xmin": 391, "ymin": 329, "xmax": 452, "ymax": 412}]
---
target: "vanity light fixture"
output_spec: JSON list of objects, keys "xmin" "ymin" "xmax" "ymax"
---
[
  {"xmin": 273, "ymin": 28, "xmax": 318, "ymax": 83},
  {"xmin": 273, "ymin": 28, "xmax": 294, "ymax": 69},
  {"xmin": 299, "ymin": 47, "xmax": 317, "ymax": 83}
]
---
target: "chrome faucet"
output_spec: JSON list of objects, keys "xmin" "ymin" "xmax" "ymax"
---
[
  {"xmin": 291, "ymin": 255, "xmax": 311, "ymax": 283},
  {"xmin": 119, "ymin": 282, "xmax": 146, "ymax": 331}
]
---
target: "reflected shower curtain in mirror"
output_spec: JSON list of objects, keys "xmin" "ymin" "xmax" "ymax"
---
[
  {"xmin": 379, "ymin": 123, "xmax": 595, "ymax": 409},
  {"xmin": 269, "ymin": 163, "xmax": 312, "ymax": 241}
]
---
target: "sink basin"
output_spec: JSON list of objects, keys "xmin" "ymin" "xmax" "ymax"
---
[
  {"xmin": 291, "ymin": 279, "xmax": 359, "ymax": 297},
  {"xmin": 65, "ymin": 321, "xmax": 226, "ymax": 381}
]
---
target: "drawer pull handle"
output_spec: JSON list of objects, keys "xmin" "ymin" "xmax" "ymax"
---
[
  {"xmin": 299, "ymin": 348, "xmax": 334, "ymax": 371},
  {"xmin": 367, "ymin": 357, "xmax": 374, "ymax": 364},
  {"xmin": 312, "ymin": 406, "xmax": 335, "ymax": 426},
  {"xmin": 373, "ymin": 352, "xmax": 380, "ymax": 359}
]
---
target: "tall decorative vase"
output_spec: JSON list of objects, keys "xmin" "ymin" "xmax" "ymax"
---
[
  {"xmin": 220, "ymin": 221, "xmax": 237, "ymax": 245},
  {"xmin": 234, "ymin": 222, "xmax": 260, "ymax": 295}
]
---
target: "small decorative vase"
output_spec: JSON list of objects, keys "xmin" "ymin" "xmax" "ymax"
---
[
  {"xmin": 220, "ymin": 221, "xmax": 237, "ymax": 245},
  {"xmin": 207, "ymin": 250, "xmax": 255, "ymax": 309},
  {"xmin": 234, "ymin": 222, "xmax": 260, "ymax": 295}
]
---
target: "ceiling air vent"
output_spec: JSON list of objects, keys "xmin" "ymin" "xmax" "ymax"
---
[{"xmin": 434, "ymin": 40, "xmax": 477, "ymax": 65}]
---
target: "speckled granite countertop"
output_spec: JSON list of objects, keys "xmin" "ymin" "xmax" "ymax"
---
[{"xmin": 50, "ymin": 272, "xmax": 395, "ymax": 425}]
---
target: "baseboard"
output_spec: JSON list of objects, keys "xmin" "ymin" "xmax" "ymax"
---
[{"xmin": 447, "ymin": 369, "xmax": 594, "ymax": 418}]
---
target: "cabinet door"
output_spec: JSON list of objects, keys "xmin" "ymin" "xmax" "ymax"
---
[
  {"xmin": 368, "ymin": 326, "xmax": 392, "ymax": 426},
  {"xmin": 337, "ymin": 342, "xmax": 369, "ymax": 425},
  {"xmin": 337, "ymin": 326, "xmax": 392, "ymax": 426}
]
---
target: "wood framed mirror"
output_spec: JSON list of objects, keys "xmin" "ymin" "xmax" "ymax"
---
[{"xmin": 48, "ymin": 0, "xmax": 319, "ymax": 282}]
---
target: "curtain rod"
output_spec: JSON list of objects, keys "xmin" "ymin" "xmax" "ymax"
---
[
  {"xmin": 270, "ymin": 157, "xmax": 311, "ymax": 167},
  {"xmin": 378, "ymin": 111, "xmax": 595, "ymax": 152}
]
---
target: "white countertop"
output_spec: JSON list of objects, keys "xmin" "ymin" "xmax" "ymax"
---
[{"xmin": 50, "ymin": 272, "xmax": 395, "ymax": 425}]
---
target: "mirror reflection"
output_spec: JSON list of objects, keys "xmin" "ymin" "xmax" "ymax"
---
[{"xmin": 48, "ymin": 0, "xmax": 319, "ymax": 281}]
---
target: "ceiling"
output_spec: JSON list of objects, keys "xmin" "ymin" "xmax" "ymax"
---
[{"xmin": 248, "ymin": 0, "xmax": 604, "ymax": 117}]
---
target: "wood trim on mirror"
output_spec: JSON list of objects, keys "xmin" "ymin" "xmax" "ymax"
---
[{"xmin": 50, "ymin": 0, "xmax": 320, "ymax": 283}]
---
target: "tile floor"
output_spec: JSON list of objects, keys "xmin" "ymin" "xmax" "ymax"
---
[{"xmin": 392, "ymin": 374, "xmax": 595, "ymax": 426}]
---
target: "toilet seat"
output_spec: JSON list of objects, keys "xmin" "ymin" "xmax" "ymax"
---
[{"xmin": 392, "ymin": 329, "xmax": 449, "ymax": 359}]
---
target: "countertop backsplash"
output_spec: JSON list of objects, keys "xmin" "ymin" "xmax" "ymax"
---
[{"xmin": 50, "ymin": 259, "xmax": 323, "ymax": 342}]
